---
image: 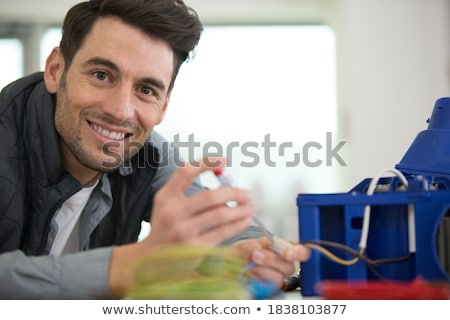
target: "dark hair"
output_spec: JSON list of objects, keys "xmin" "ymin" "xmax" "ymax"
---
[{"xmin": 59, "ymin": 0, "xmax": 203, "ymax": 90}]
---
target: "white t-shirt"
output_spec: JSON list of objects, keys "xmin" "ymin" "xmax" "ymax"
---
[{"xmin": 49, "ymin": 181, "xmax": 98, "ymax": 256}]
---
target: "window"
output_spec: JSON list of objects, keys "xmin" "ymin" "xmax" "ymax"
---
[
  {"xmin": 0, "ymin": 39, "xmax": 23, "ymax": 90},
  {"xmin": 156, "ymin": 25, "xmax": 337, "ymax": 238},
  {"xmin": 40, "ymin": 27, "xmax": 62, "ymax": 70}
]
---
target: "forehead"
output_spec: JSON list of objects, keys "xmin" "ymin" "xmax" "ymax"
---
[{"xmin": 72, "ymin": 17, "xmax": 174, "ymax": 82}]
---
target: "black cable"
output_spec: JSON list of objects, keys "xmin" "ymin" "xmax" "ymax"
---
[{"xmin": 300, "ymin": 239, "xmax": 415, "ymax": 280}]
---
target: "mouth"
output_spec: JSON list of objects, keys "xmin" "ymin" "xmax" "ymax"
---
[{"xmin": 88, "ymin": 121, "xmax": 132, "ymax": 141}]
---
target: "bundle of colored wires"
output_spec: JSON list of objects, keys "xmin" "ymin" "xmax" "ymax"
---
[{"xmin": 126, "ymin": 245, "xmax": 252, "ymax": 300}]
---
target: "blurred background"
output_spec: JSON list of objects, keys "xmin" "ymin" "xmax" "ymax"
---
[{"xmin": 0, "ymin": 0, "xmax": 449, "ymax": 241}]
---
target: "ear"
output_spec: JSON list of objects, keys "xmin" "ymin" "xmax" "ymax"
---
[
  {"xmin": 156, "ymin": 92, "xmax": 171, "ymax": 125},
  {"xmin": 44, "ymin": 47, "xmax": 65, "ymax": 93}
]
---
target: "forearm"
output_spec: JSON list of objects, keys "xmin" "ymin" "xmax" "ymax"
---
[{"xmin": 0, "ymin": 248, "xmax": 113, "ymax": 299}]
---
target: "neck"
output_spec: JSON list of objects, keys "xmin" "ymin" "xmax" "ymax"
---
[
  {"xmin": 82, "ymin": 172, "xmax": 102, "ymax": 187},
  {"xmin": 59, "ymin": 141, "xmax": 103, "ymax": 187},
  {"xmin": 68, "ymin": 164, "xmax": 102, "ymax": 187}
]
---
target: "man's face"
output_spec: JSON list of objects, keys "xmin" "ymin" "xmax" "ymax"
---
[{"xmin": 45, "ymin": 17, "xmax": 174, "ymax": 176}]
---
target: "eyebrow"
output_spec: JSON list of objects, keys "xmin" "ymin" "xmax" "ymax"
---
[{"xmin": 83, "ymin": 56, "xmax": 168, "ymax": 93}]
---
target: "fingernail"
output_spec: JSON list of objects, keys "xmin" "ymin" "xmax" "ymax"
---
[
  {"xmin": 286, "ymin": 248, "xmax": 297, "ymax": 260},
  {"xmin": 253, "ymin": 250, "xmax": 265, "ymax": 263}
]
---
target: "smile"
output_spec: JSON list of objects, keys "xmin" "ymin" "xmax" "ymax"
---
[{"xmin": 90, "ymin": 122, "xmax": 131, "ymax": 141}]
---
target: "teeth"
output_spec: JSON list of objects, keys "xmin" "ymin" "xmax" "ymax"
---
[{"xmin": 92, "ymin": 123, "xmax": 127, "ymax": 140}]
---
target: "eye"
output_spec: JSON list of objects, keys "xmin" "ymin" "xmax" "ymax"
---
[
  {"xmin": 93, "ymin": 71, "xmax": 110, "ymax": 82},
  {"xmin": 139, "ymin": 86, "xmax": 155, "ymax": 96}
]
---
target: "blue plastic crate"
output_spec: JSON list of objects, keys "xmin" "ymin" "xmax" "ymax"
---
[
  {"xmin": 297, "ymin": 175, "xmax": 450, "ymax": 296},
  {"xmin": 297, "ymin": 97, "xmax": 450, "ymax": 296}
]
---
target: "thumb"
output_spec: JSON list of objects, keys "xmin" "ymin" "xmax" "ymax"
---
[{"xmin": 162, "ymin": 157, "xmax": 227, "ymax": 195}]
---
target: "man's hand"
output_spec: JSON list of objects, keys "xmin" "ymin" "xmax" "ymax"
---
[
  {"xmin": 109, "ymin": 157, "xmax": 256, "ymax": 297},
  {"xmin": 145, "ymin": 157, "xmax": 256, "ymax": 247},
  {"xmin": 230, "ymin": 237, "xmax": 311, "ymax": 288}
]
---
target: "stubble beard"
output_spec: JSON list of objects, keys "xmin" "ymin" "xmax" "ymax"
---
[{"xmin": 54, "ymin": 71, "xmax": 124, "ymax": 173}]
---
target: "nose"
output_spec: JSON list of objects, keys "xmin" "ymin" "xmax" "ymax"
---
[{"xmin": 107, "ymin": 84, "xmax": 135, "ymax": 121}]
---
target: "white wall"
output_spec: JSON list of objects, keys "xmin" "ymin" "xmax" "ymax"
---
[
  {"xmin": 192, "ymin": 0, "xmax": 450, "ymax": 194},
  {"xmin": 335, "ymin": 0, "xmax": 450, "ymax": 191}
]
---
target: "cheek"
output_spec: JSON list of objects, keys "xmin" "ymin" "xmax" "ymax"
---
[
  {"xmin": 141, "ymin": 115, "xmax": 160, "ymax": 134},
  {"xmin": 65, "ymin": 73, "xmax": 106, "ymax": 107},
  {"xmin": 137, "ymin": 107, "xmax": 166, "ymax": 131},
  {"xmin": 54, "ymin": 93, "xmax": 76, "ymax": 137}
]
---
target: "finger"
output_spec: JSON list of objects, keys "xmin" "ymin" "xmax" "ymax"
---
[
  {"xmin": 184, "ymin": 187, "xmax": 254, "ymax": 216},
  {"xmin": 155, "ymin": 187, "xmax": 254, "ymax": 226},
  {"xmin": 161, "ymin": 157, "xmax": 226, "ymax": 197},
  {"xmin": 246, "ymin": 264, "xmax": 285, "ymax": 288},
  {"xmin": 189, "ymin": 215, "xmax": 254, "ymax": 246},
  {"xmin": 258, "ymin": 237, "xmax": 311, "ymax": 262},
  {"xmin": 252, "ymin": 249, "xmax": 296, "ymax": 276},
  {"xmin": 257, "ymin": 236, "xmax": 273, "ymax": 249},
  {"xmin": 283, "ymin": 244, "xmax": 311, "ymax": 262},
  {"xmin": 177, "ymin": 202, "xmax": 255, "ymax": 239}
]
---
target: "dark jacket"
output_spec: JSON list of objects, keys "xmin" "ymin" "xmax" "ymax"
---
[{"xmin": 0, "ymin": 72, "xmax": 159, "ymax": 255}]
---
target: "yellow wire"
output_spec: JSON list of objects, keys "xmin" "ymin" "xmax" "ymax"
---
[
  {"xmin": 288, "ymin": 238, "xmax": 366, "ymax": 266},
  {"xmin": 304, "ymin": 243, "xmax": 365, "ymax": 266}
]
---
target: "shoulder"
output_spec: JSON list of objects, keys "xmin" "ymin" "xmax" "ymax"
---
[
  {"xmin": 0, "ymin": 72, "xmax": 47, "ymax": 120},
  {"xmin": 1, "ymin": 72, "xmax": 45, "ymax": 102}
]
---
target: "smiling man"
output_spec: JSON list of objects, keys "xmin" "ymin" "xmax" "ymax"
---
[
  {"xmin": 46, "ymin": 17, "xmax": 174, "ymax": 185},
  {"xmin": 0, "ymin": 0, "xmax": 310, "ymax": 299}
]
